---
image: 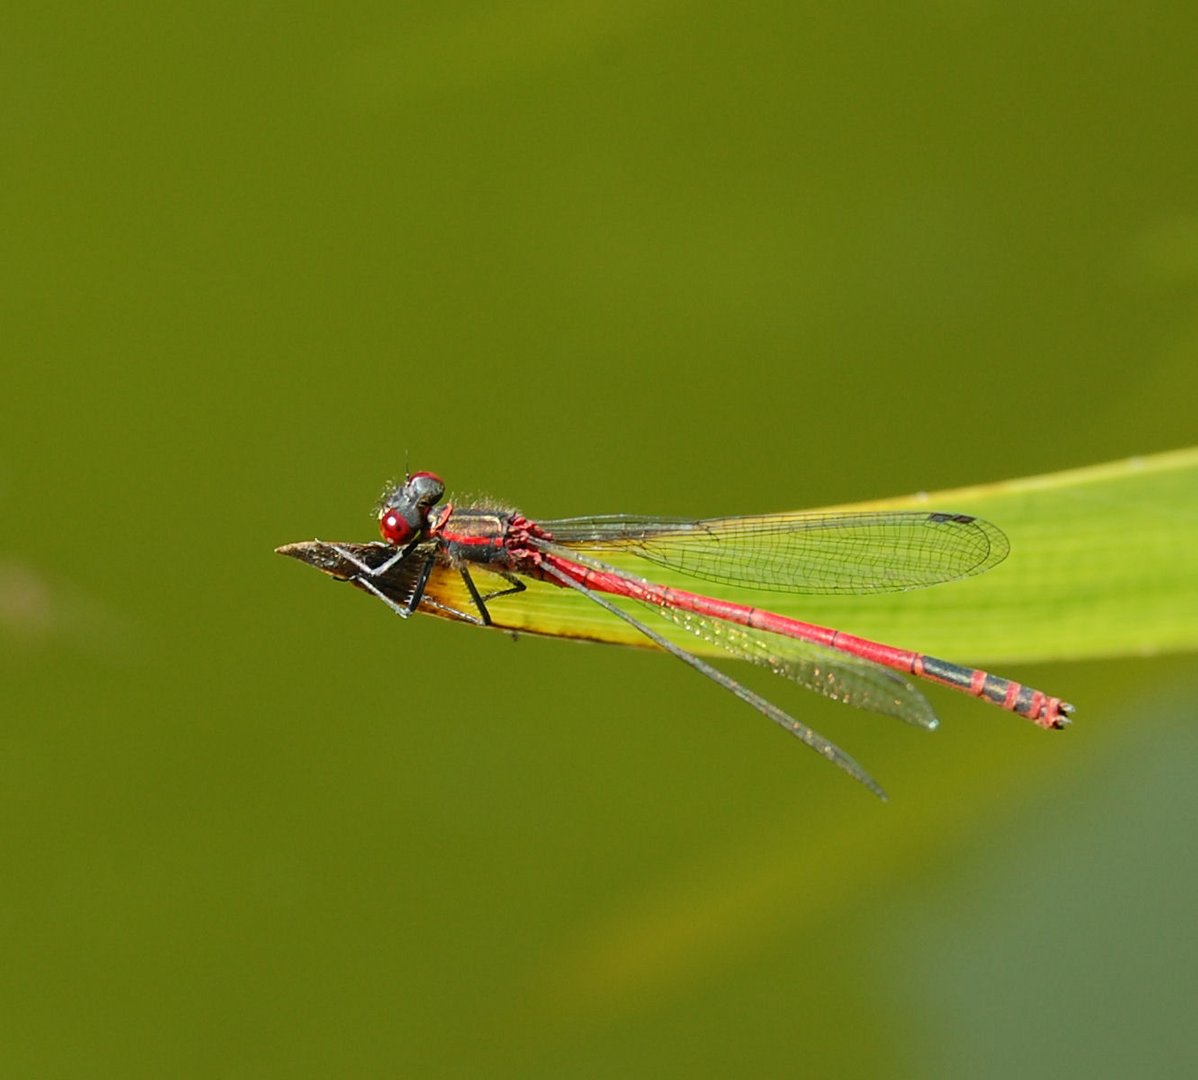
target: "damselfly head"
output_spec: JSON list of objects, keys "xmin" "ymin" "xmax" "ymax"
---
[{"xmin": 379, "ymin": 470, "xmax": 445, "ymax": 545}]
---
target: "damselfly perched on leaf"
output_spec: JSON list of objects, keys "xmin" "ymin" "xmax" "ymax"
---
[{"xmin": 277, "ymin": 472, "xmax": 1072, "ymax": 798}]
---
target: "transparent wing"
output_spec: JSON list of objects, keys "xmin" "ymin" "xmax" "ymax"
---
[
  {"xmin": 544, "ymin": 510, "xmax": 1009, "ymax": 594},
  {"xmin": 652, "ymin": 600, "xmax": 939, "ymax": 729},
  {"xmin": 532, "ymin": 535, "xmax": 939, "ymax": 728}
]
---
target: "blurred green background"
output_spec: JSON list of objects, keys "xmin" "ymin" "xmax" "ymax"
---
[{"xmin": 4, "ymin": 4, "xmax": 1197, "ymax": 1076}]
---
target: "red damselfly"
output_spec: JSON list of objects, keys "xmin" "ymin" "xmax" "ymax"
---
[{"xmin": 277, "ymin": 472, "xmax": 1073, "ymax": 797}]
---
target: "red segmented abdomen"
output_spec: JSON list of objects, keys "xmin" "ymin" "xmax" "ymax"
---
[{"xmin": 545, "ymin": 556, "xmax": 1071, "ymax": 729}]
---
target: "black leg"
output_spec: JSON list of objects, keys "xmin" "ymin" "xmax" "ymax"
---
[
  {"xmin": 456, "ymin": 568, "xmax": 527, "ymax": 626},
  {"xmin": 458, "ymin": 567, "xmax": 493, "ymax": 625},
  {"xmin": 350, "ymin": 549, "xmax": 436, "ymax": 620},
  {"xmin": 404, "ymin": 548, "xmax": 437, "ymax": 614},
  {"xmin": 328, "ymin": 533, "xmax": 424, "ymax": 579},
  {"xmin": 477, "ymin": 571, "xmax": 527, "ymax": 604},
  {"xmin": 349, "ymin": 552, "xmax": 527, "ymax": 628}
]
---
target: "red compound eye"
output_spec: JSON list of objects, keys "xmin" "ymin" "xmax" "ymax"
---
[{"xmin": 379, "ymin": 509, "xmax": 413, "ymax": 545}]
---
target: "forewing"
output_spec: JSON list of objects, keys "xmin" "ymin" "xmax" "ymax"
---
[{"xmin": 546, "ymin": 511, "xmax": 1009, "ymax": 594}]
